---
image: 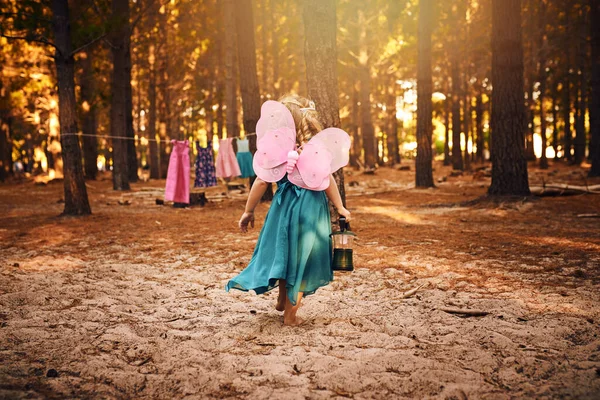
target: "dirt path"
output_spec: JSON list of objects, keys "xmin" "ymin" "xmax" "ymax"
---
[{"xmin": 1, "ymin": 162, "xmax": 599, "ymax": 399}]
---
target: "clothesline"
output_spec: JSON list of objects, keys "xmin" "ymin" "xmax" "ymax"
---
[{"xmin": 60, "ymin": 132, "xmax": 257, "ymax": 143}]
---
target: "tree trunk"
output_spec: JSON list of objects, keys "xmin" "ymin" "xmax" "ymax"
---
[
  {"xmin": 574, "ymin": 3, "xmax": 588, "ymax": 164},
  {"xmin": 489, "ymin": 0, "xmax": 530, "ymax": 196},
  {"xmin": 552, "ymin": 80, "xmax": 560, "ymax": 160},
  {"xmin": 52, "ymin": 0, "xmax": 92, "ymax": 214},
  {"xmin": 416, "ymin": 0, "xmax": 434, "ymax": 187},
  {"xmin": 350, "ymin": 86, "xmax": 361, "ymax": 168},
  {"xmin": 79, "ymin": 50, "xmax": 98, "ymax": 180},
  {"xmin": 223, "ymin": 0, "xmax": 239, "ymax": 138},
  {"xmin": 235, "ymin": 0, "xmax": 272, "ymax": 201},
  {"xmin": 386, "ymin": 85, "xmax": 400, "ymax": 165},
  {"xmin": 126, "ymin": 53, "xmax": 138, "ymax": 182},
  {"xmin": 463, "ymin": 90, "xmax": 472, "ymax": 171},
  {"xmin": 538, "ymin": 0, "xmax": 549, "ymax": 169},
  {"xmin": 260, "ymin": 0, "xmax": 269, "ymax": 97},
  {"xmin": 0, "ymin": 118, "xmax": 7, "ymax": 182},
  {"xmin": 450, "ymin": 5, "xmax": 464, "ymax": 171},
  {"xmin": 443, "ymin": 79, "xmax": 451, "ymax": 166},
  {"xmin": 303, "ymin": 0, "xmax": 347, "ymax": 211},
  {"xmin": 357, "ymin": 10, "xmax": 376, "ymax": 171},
  {"xmin": 110, "ymin": 0, "xmax": 131, "ymax": 190},
  {"xmin": 590, "ymin": 0, "xmax": 600, "ymax": 176},
  {"xmin": 476, "ymin": 91, "xmax": 485, "ymax": 162},
  {"xmin": 148, "ymin": 67, "xmax": 160, "ymax": 179}
]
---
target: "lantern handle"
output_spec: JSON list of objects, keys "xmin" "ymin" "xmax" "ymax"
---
[{"xmin": 339, "ymin": 216, "xmax": 350, "ymax": 232}]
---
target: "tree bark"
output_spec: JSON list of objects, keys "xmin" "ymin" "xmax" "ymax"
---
[
  {"xmin": 552, "ymin": 80, "xmax": 560, "ymax": 160},
  {"xmin": 538, "ymin": 0, "xmax": 549, "ymax": 169},
  {"xmin": 590, "ymin": 0, "xmax": 600, "ymax": 176},
  {"xmin": 52, "ymin": 0, "xmax": 92, "ymax": 214},
  {"xmin": 476, "ymin": 91, "xmax": 485, "ymax": 162},
  {"xmin": 303, "ymin": 0, "xmax": 347, "ymax": 210},
  {"xmin": 488, "ymin": 0, "xmax": 530, "ymax": 196},
  {"xmin": 110, "ymin": 0, "xmax": 131, "ymax": 190},
  {"xmin": 416, "ymin": 0, "xmax": 434, "ymax": 187},
  {"xmin": 574, "ymin": 3, "xmax": 588, "ymax": 164},
  {"xmin": 0, "ymin": 118, "xmax": 7, "ymax": 182},
  {"xmin": 463, "ymin": 89, "xmax": 472, "ymax": 171},
  {"xmin": 79, "ymin": 50, "xmax": 98, "ymax": 180},
  {"xmin": 357, "ymin": 10, "xmax": 376, "ymax": 171},
  {"xmin": 386, "ymin": 84, "xmax": 400, "ymax": 165},
  {"xmin": 223, "ymin": 0, "xmax": 239, "ymax": 139},
  {"xmin": 235, "ymin": 0, "xmax": 272, "ymax": 201},
  {"xmin": 450, "ymin": 5, "xmax": 464, "ymax": 171}
]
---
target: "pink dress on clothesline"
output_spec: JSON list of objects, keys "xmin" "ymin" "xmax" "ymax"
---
[
  {"xmin": 165, "ymin": 140, "xmax": 190, "ymax": 204},
  {"xmin": 215, "ymin": 138, "xmax": 241, "ymax": 178}
]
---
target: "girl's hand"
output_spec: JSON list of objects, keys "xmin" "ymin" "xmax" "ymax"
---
[
  {"xmin": 338, "ymin": 207, "xmax": 352, "ymax": 222},
  {"xmin": 239, "ymin": 212, "xmax": 255, "ymax": 232}
]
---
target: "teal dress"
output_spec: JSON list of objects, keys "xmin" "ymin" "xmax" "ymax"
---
[{"xmin": 226, "ymin": 178, "xmax": 333, "ymax": 305}]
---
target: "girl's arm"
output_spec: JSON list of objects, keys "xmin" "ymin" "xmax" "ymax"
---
[
  {"xmin": 325, "ymin": 175, "xmax": 351, "ymax": 221},
  {"xmin": 239, "ymin": 178, "xmax": 269, "ymax": 232}
]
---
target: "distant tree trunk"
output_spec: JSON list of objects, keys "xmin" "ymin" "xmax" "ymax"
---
[
  {"xmin": 386, "ymin": 84, "xmax": 400, "ymax": 165},
  {"xmin": 126, "ymin": 55, "xmax": 138, "ymax": 182},
  {"xmin": 463, "ymin": 90, "xmax": 472, "ymax": 171},
  {"xmin": 148, "ymin": 67, "xmax": 160, "ymax": 179},
  {"xmin": 158, "ymin": 6, "xmax": 170, "ymax": 178},
  {"xmin": 52, "ymin": 0, "xmax": 92, "ymax": 214},
  {"xmin": 524, "ymin": 0, "xmax": 536, "ymax": 161},
  {"xmin": 79, "ymin": 50, "xmax": 98, "ymax": 180},
  {"xmin": 259, "ymin": 0, "xmax": 269, "ymax": 98},
  {"xmin": 235, "ymin": 0, "xmax": 273, "ymax": 201},
  {"xmin": 443, "ymin": 79, "xmax": 451, "ymax": 166},
  {"xmin": 590, "ymin": 0, "xmax": 600, "ymax": 176},
  {"xmin": 110, "ymin": 0, "xmax": 131, "ymax": 190},
  {"xmin": 348, "ymin": 87, "xmax": 360, "ymax": 168},
  {"xmin": 476, "ymin": 91, "xmax": 485, "ymax": 162},
  {"xmin": 223, "ymin": 0, "xmax": 239, "ymax": 138},
  {"xmin": 450, "ymin": 6, "xmax": 464, "ymax": 171},
  {"xmin": 357, "ymin": 10, "xmax": 376, "ymax": 171},
  {"xmin": 0, "ymin": 118, "xmax": 7, "ymax": 182},
  {"xmin": 552, "ymin": 80, "xmax": 560, "ymax": 160},
  {"xmin": 303, "ymin": 0, "xmax": 347, "ymax": 210},
  {"xmin": 271, "ymin": 0, "xmax": 280, "ymax": 98},
  {"xmin": 563, "ymin": 1, "xmax": 573, "ymax": 162},
  {"xmin": 416, "ymin": 0, "xmax": 434, "ymax": 187},
  {"xmin": 574, "ymin": 4, "xmax": 588, "ymax": 164},
  {"xmin": 538, "ymin": 0, "xmax": 549, "ymax": 169},
  {"xmin": 489, "ymin": 0, "xmax": 530, "ymax": 196}
]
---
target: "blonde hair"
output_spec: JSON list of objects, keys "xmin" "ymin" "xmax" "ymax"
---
[{"xmin": 279, "ymin": 94, "xmax": 323, "ymax": 146}]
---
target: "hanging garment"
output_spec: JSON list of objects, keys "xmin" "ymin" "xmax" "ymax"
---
[
  {"xmin": 194, "ymin": 140, "xmax": 217, "ymax": 188},
  {"xmin": 165, "ymin": 140, "xmax": 190, "ymax": 204},
  {"xmin": 215, "ymin": 137, "xmax": 241, "ymax": 178},
  {"xmin": 235, "ymin": 138, "xmax": 255, "ymax": 178}
]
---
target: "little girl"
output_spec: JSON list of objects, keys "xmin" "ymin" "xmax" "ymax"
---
[{"xmin": 225, "ymin": 94, "xmax": 351, "ymax": 326}]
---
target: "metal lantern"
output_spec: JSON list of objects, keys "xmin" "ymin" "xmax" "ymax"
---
[{"xmin": 331, "ymin": 216, "xmax": 356, "ymax": 272}]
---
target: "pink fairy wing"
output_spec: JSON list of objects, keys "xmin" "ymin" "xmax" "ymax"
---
[
  {"xmin": 253, "ymin": 101, "xmax": 297, "ymax": 182},
  {"xmin": 288, "ymin": 128, "xmax": 351, "ymax": 191},
  {"xmin": 309, "ymin": 128, "xmax": 351, "ymax": 173},
  {"xmin": 255, "ymin": 100, "xmax": 296, "ymax": 142},
  {"xmin": 288, "ymin": 141, "xmax": 333, "ymax": 190}
]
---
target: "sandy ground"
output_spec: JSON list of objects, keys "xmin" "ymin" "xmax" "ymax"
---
[{"xmin": 1, "ymin": 161, "xmax": 600, "ymax": 399}]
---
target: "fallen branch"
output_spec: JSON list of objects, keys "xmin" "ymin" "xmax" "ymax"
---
[
  {"xmin": 530, "ymin": 183, "xmax": 600, "ymax": 197},
  {"xmin": 577, "ymin": 213, "xmax": 600, "ymax": 218},
  {"xmin": 402, "ymin": 284, "xmax": 425, "ymax": 299},
  {"xmin": 438, "ymin": 307, "xmax": 490, "ymax": 317}
]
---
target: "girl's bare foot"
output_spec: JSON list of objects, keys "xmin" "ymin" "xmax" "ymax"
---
[{"xmin": 283, "ymin": 315, "xmax": 304, "ymax": 326}]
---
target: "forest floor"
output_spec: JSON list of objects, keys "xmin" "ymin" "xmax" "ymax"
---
[{"xmin": 1, "ymin": 160, "xmax": 600, "ymax": 399}]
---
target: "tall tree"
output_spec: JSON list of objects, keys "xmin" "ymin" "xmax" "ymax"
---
[
  {"xmin": 79, "ymin": 50, "xmax": 98, "ymax": 180},
  {"xmin": 538, "ymin": 0, "xmax": 549, "ymax": 169},
  {"xmin": 110, "ymin": 0, "xmax": 131, "ymax": 190},
  {"xmin": 573, "ymin": 2, "xmax": 588, "ymax": 164},
  {"xmin": 357, "ymin": 9, "xmax": 377, "ymax": 171},
  {"xmin": 303, "ymin": 0, "xmax": 347, "ymax": 208},
  {"xmin": 416, "ymin": 0, "xmax": 434, "ymax": 187},
  {"xmin": 590, "ymin": 0, "xmax": 600, "ymax": 176},
  {"xmin": 450, "ymin": 3, "xmax": 465, "ymax": 171},
  {"xmin": 488, "ymin": 0, "xmax": 530, "ymax": 196},
  {"xmin": 52, "ymin": 0, "xmax": 92, "ymax": 214},
  {"xmin": 223, "ymin": 0, "xmax": 239, "ymax": 138}
]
